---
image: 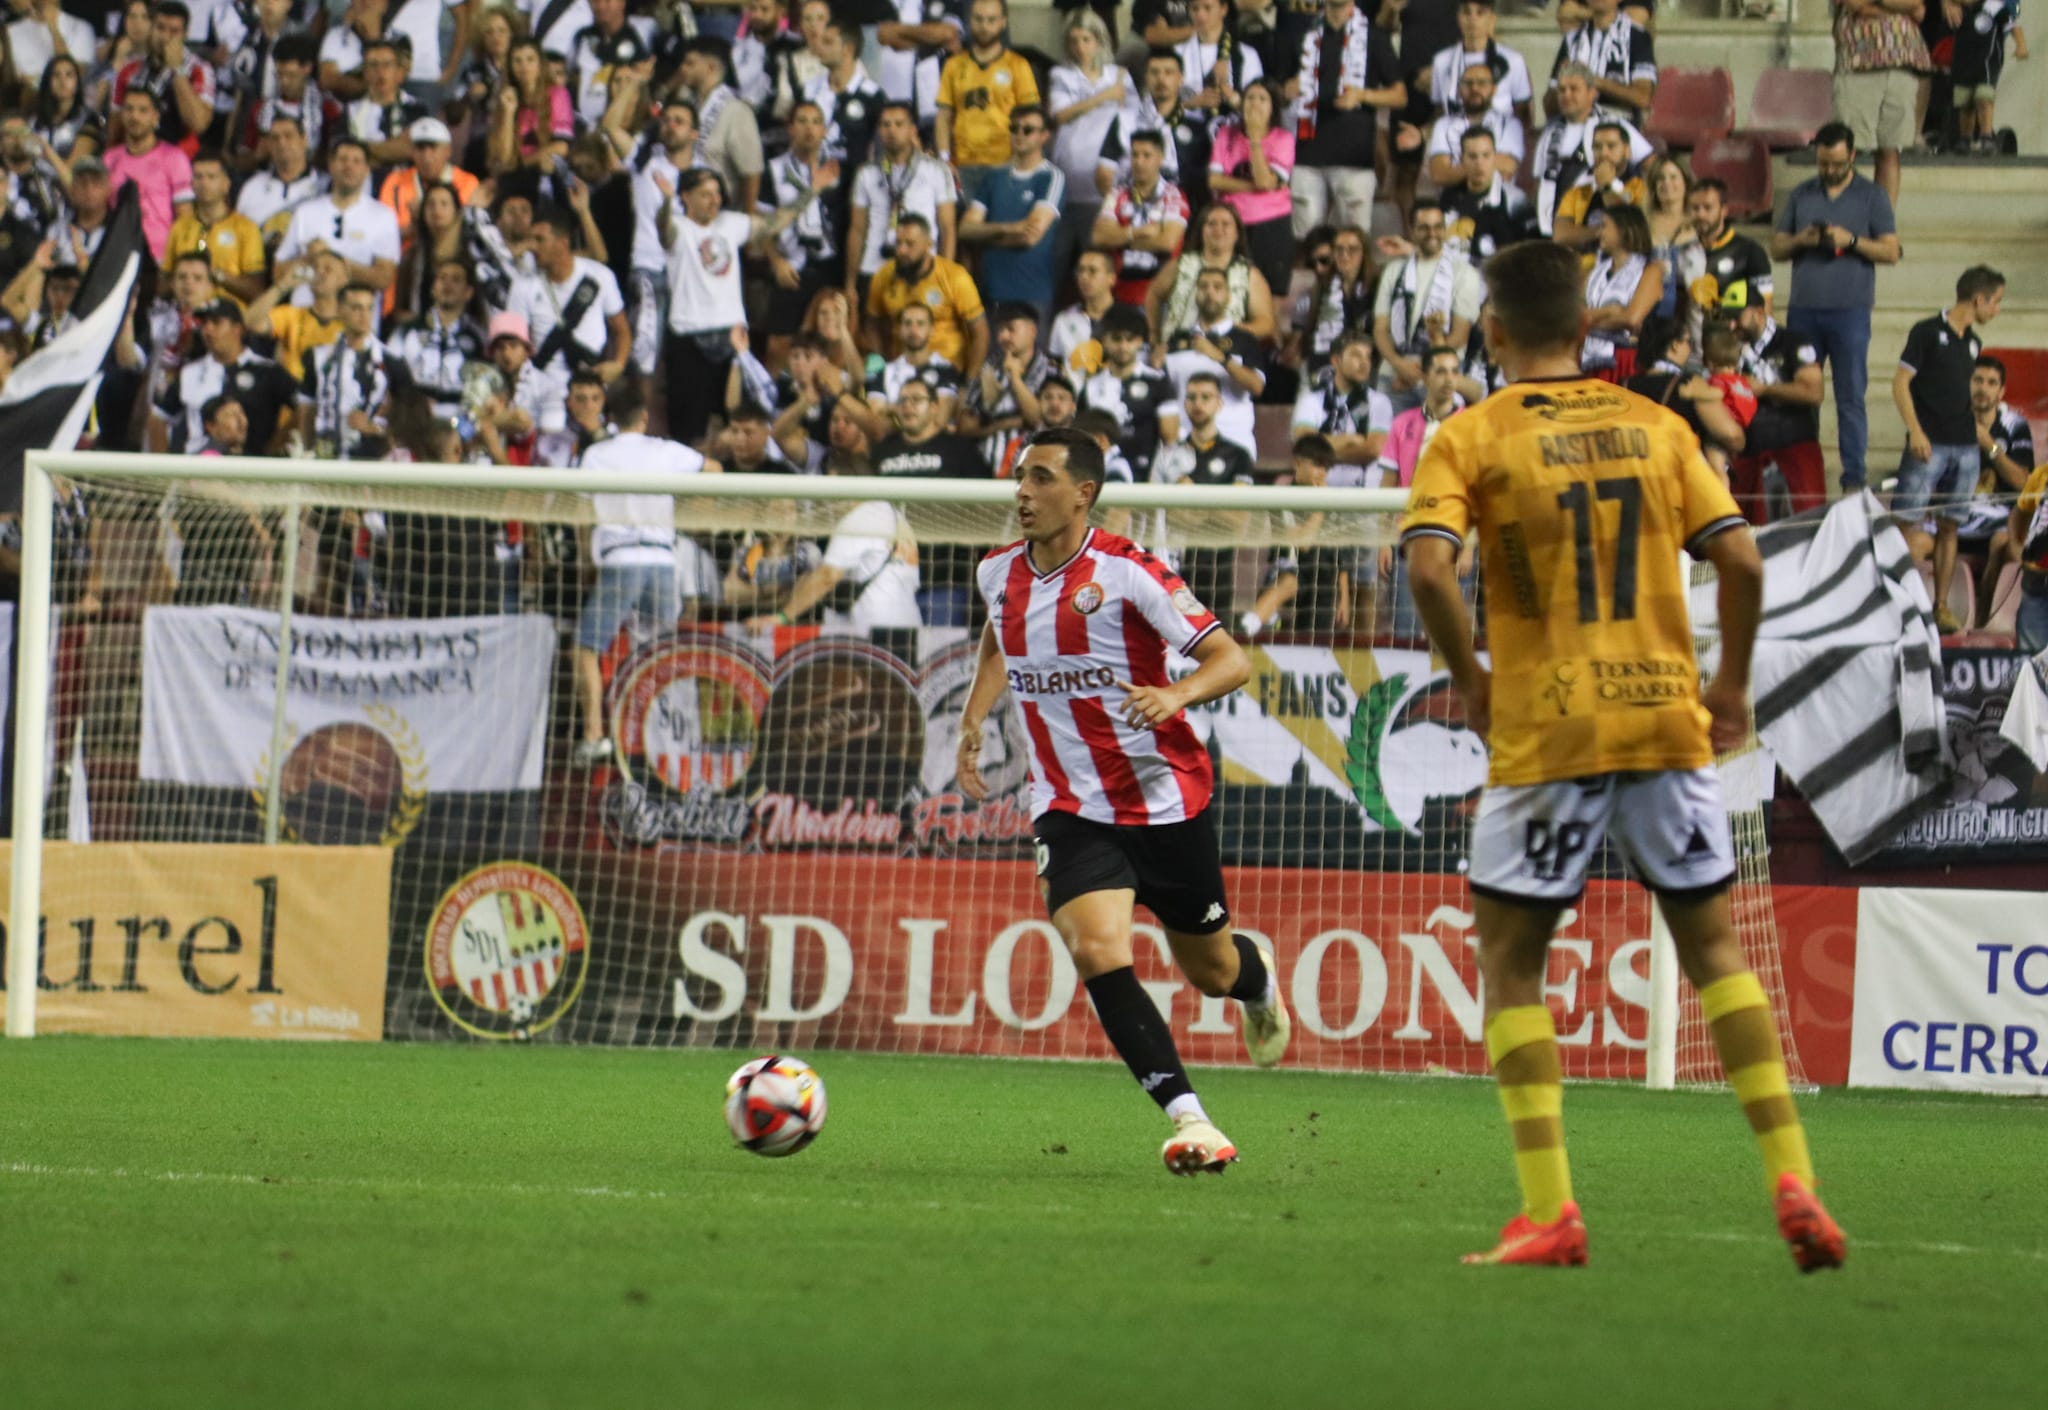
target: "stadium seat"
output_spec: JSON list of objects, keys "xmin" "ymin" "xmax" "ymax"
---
[
  {"xmin": 1644, "ymin": 68, "xmax": 1735, "ymax": 150},
  {"xmin": 1744, "ymin": 69, "xmax": 1834, "ymax": 150},
  {"xmin": 1687, "ymin": 137, "xmax": 1774, "ymax": 219}
]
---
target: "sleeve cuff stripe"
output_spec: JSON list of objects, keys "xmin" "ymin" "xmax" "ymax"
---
[
  {"xmin": 1398, "ymin": 526, "xmax": 1465, "ymax": 549},
  {"xmin": 1685, "ymin": 516, "xmax": 1746, "ymax": 555}
]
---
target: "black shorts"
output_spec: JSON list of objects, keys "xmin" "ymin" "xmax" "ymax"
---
[{"xmin": 1033, "ymin": 808, "xmax": 1232, "ymax": 934}]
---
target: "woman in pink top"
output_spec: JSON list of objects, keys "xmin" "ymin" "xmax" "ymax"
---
[
  {"xmin": 487, "ymin": 38, "xmax": 574, "ymax": 179},
  {"xmin": 1206, "ymin": 79, "xmax": 1295, "ymax": 306}
]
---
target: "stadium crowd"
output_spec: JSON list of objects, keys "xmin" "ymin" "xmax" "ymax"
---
[{"xmin": 0, "ymin": 0, "xmax": 2040, "ymax": 667}]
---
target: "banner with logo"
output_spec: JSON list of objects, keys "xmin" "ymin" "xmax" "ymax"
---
[
  {"xmin": 1866, "ymin": 646, "xmax": 2048, "ymax": 865},
  {"xmin": 137, "ymin": 608, "xmax": 556, "ymax": 848},
  {"xmin": 383, "ymin": 849, "xmax": 1854, "ymax": 1081},
  {"xmin": 0, "ymin": 842, "xmax": 392, "ymax": 1039},
  {"xmin": 1849, "ymin": 887, "xmax": 2048, "ymax": 1094}
]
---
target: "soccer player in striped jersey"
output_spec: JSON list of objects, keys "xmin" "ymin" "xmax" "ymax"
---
[
  {"xmin": 1401, "ymin": 241, "xmax": 1846, "ymax": 1271},
  {"xmin": 955, "ymin": 427, "xmax": 1292, "ymax": 1175}
]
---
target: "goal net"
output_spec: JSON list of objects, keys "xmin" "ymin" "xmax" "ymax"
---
[{"xmin": 3, "ymin": 451, "xmax": 1801, "ymax": 1089}]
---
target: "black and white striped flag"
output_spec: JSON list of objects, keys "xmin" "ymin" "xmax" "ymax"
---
[
  {"xmin": 0, "ymin": 184, "xmax": 145, "ymax": 515},
  {"xmin": 1691, "ymin": 490, "xmax": 1951, "ymax": 864}
]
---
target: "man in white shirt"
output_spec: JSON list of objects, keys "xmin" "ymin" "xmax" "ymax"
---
[
  {"xmin": 7, "ymin": 0, "xmax": 97, "ymax": 88},
  {"xmin": 616, "ymin": 102, "xmax": 700, "ymax": 389},
  {"xmin": 572, "ymin": 380, "xmax": 724, "ymax": 766},
  {"xmin": 1529, "ymin": 61, "xmax": 1651, "ymax": 235},
  {"xmin": 509, "ymin": 203, "xmax": 629, "ymax": 432},
  {"xmin": 569, "ymin": 0, "xmax": 657, "ymax": 128},
  {"xmin": 743, "ymin": 494, "xmax": 923, "ymax": 636},
  {"xmin": 235, "ymin": 113, "xmax": 328, "ymax": 250},
  {"xmin": 1176, "ymin": 0, "xmax": 1262, "ymax": 118},
  {"xmin": 1419, "ymin": 63, "xmax": 1525, "ymax": 187},
  {"xmin": 275, "ymin": 138, "xmax": 401, "ymax": 326},
  {"xmin": 659, "ymin": 160, "xmax": 839, "ymax": 447},
  {"xmin": 1426, "ymin": 0, "xmax": 1532, "ymax": 131},
  {"xmin": 1370, "ymin": 198, "xmax": 1481, "ymax": 411},
  {"xmin": 844, "ymin": 100, "xmax": 956, "ymax": 303}
]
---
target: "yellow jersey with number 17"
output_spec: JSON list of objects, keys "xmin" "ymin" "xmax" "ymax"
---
[{"xmin": 1400, "ymin": 376, "xmax": 1747, "ymax": 788}]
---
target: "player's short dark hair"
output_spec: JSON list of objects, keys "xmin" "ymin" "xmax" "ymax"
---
[
  {"xmin": 1100, "ymin": 304, "xmax": 1149, "ymax": 339},
  {"xmin": 1186, "ymin": 371, "xmax": 1224, "ymax": 394},
  {"xmin": 1290, "ymin": 433, "xmax": 1336, "ymax": 467},
  {"xmin": 1146, "ymin": 46, "xmax": 1184, "ymax": 70},
  {"xmin": 1957, "ymin": 265, "xmax": 2006, "ymax": 302},
  {"xmin": 534, "ymin": 202, "xmax": 578, "ymax": 240},
  {"xmin": 1976, "ymin": 354, "xmax": 2008, "ymax": 384},
  {"xmin": 1482, "ymin": 241, "xmax": 1586, "ymax": 355},
  {"xmin": 1814, "ymin": 121, "xmax": 1855, "ymax": 153},
  {"xmin": 1027, "ymin": 426, "xmax": 1107, "ymax": 490},
  {"xmin": 607, "ymin": 380, "xmax": 646, "ymax": 424},
  {"xmin": 1071, "ymin": 408, "xmax": 1119, "ymax": 442},
  {"xmin": 1129, "ymin": 129, "xmax": 1166, "ymax": 154}
]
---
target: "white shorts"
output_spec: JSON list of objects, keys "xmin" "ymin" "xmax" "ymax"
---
[{"xmin": 1468, "ymin": 768, "xmax": 1737, "ymax": 905}]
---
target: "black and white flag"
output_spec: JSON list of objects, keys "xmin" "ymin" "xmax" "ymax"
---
[
  {"xmin": 0, "ymin": 184, "xmax": 145, "ymax": 515},
  {"xmin": 1691, "ymin": 491, "xmax": 1951, "ymax": 864}
]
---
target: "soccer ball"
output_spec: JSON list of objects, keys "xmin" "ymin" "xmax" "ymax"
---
[{"xmin": 724, "ymin": 1055, "xmax": 828, "ymax": 1157}]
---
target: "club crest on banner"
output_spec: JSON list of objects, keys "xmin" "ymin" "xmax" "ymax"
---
[
  {"xmin": 602, "ymin": 635, "xmax": 770, "ymax": 849},
  {"xmin": 424, "ymin": 861, "xmax": 590, "ymax": 1039},
  {"xmin": 250, "ymin": 704, "xmax": 429, "ymax": 846}
]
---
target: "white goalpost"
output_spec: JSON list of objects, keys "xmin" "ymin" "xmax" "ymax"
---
[{"xmin": 5, "ymin": 447, "xmax": 1781, "ymax": 1090}]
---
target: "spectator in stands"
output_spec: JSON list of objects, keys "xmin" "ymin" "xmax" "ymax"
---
[
  {"xmin": 1047, "ymin": 9, "xmax": 1125, "ymax": 290},
  {"xmin": 276, "ymin": 139, "xmax": 403, "ymax": 324},
  {"xmin": 1772, "ymin": 122, "xmax": 1902, "ymax": 491},
  {"xmin": 958, "ymin": 304, "xmax": 1054, "ymax": 473},
  {"xmin": 936, "ymin": 0, "xmax": 1039, "ymax": 207},
  {"xmin": 1149, "ymin": 201, "xmax": 1278, "ymax": 341},
  {"xmin": 799, "ymin": 15, "xmax": 884, "ymax": 172},
  {"xmin": 1093, "ymin": 131, "xmax": 1192, "ymax": 307},
  {"xmin": 717, "ymin": 399, "xmax": 799, "ymax": 474},
  {"xmin": 236, "ymin": 113, "xmax": 323, "ymax": 254},
  {"xmin": 960, "ymin": 103, "xmax": 1064, "ymax": 329},
  {"xmin": 1296, "ymin": 222, "xmax": 1373, "ymax": 374},
  {"xmin": 1625, "ymin": 315, "xmax": 1749, "ymax": 471},
  {"xmin": 1206, "ymin": 78, "xmax": 1296, "ymax": 301},
  {"xmin": 1160, "ymin": 267, "xmax": 1268, "ymax": 452},
  {"xmin": 1285, "ymin": 0, "xmax": 1403, "ymax": 239},
  {"xmin": 1038, "ymin": 375, "xmax": 1079, "ymax": 430},
  {"xmin": 1414, "ymin": 62, "xmax": 1523, "ymax": 189},
  {"xmin": 104, "ymin": 86, "xmax": 192, "ymax": 262},
  {"xmin": 1529, "ymin": 61, "xmax": 1648, "ymax": 239},
  {"xmin": 1079, "ymin": 303, "xmax": 1175, "ymax": 482},
  {"xmin": 1731, "ymin": 297, "xmax": 1828, "ymax": 523},
  {"xmin": 394, "ymin": 180, "xmax": 518, "ymax": 318},
  {"xmin": 574, "ymin": 380, "xmax": 724, "ymax": 764},
  {"xmin": 1373, "ymin": 198, "xmax": 1479, "ymax": 411},
  {"xmin": 1425, "ymin": 0, "xmax": 1533, "ymax": 136},
  {"xmin": 318, "ymin": 0, "xmax": 386, "ymax": 102},
  {"xmin": 297, "ymin": 282, "xmax": 407, "ymax": 460},
  {"xmin": 1048, "ymin": 248, "xmax": 1118, "ymax": 378},
  {"xmin": 1893, "ymin": 265, "xmax": 2005, "ymax": 632},
  {"xmin": 251, "ymin": 35, "xmax": 325, "ymax": 169},
  {"xmin": 1240, "ymin": 433, "xmax": 1353, "ymax": 638},
  {"xmin": 392, "ymin": 259, "xmax": 489, "ymax": 419},
  {"xmin": 1971, "ymin": 357, "xmax": 2037, "ymax": 626},
  {"xmin": 846, "ymin": 101, "xmax": 958, "ymax": 311},
  {"xmin": 114, "ymin": 2, "xmax": 216, "ymax": 154},
  {"xmin": 1180, "ymin": 0, "xmax": 1263, "ymax": 120},
  {"xmin": 859, "ymin": 372, "xmax": 988, "ymax": 480},
  {"xmin": 869, "ymin": 302, "xmax": 963, "ymax": 421},
  {"xmin": 1552, "ymin": 120, "xmax": 1643, "ymax": 251},
  {"xmin": 1097, "ymin": 47, "xmax": 1207, "ymax": 204},
  {"xmin": 874, "ymin": 0, "xmax": 962, "ymax": 130},
  {"xmin": 1134, "ymin": 0, "xmax": 1195, "ymax": 46},
  {"xmin": 31, "ymin": 55, "xmax": 101, "ymax": 172},
  {"xmin": 679, "ymin": 37, "xmax": 767, "ymax": 215},
  {"xmin": 865, "ymin": 210, "xmax": 988, "ymax": 375},
  {"xmin": 744, "ymin": 484, "xmax": 923, "ymax": 634},
  {"xmin": 9, "ymin": 0, "xmax": 96, "ymax": 96},
  {"xmin": 1680, "ymin": 175, "xmax": 1774, "ymax": 336},
  {"xmin": 1549, "ymin": 0, "xmax": 1655, "ymax": 127},
  {"xmin": 346, "ymin": 40, "xmax": 430, "ymax": 179},
  {"xmin": 163, "ymin": 151, "xmax": 266, "ymax": 304},
  {"xmin": 1441, "ymin": 128, "xmax": 1536, "ymax": 263},
  {"xmin": 758, "ymin": 101, "xmax": 843, "ymax": 368},
  {"xmin": 1831, "ymin": 0, "xmax": 1930, "ymax": 208},
  {"xmin": 1703, "ymin": 323, "xmax": 1759, "ymax": 435},
  {"xmin": 194, "ymin": 392, "xmax": 247, "ymax": 457},
  {"xmin": 1293, "ymin": 328, "xmax": 1391, "ymax": 485},
  {"xmin": 1952, "ymin": 0, "xmax": 2029, "ymax": 153},
  {"xmin": 380, "ymin": 118, "xmax": 481, "ymax": 245},
  {"xmin": 151, "ymin": 297, "xmax": 296, "ymax": 454},
  {"xmin": 488, "ymin": 38, "xmax": 574, "ymax": 183},
  {"xmin": 569, "ymin": 0, "xmax": 655, "ymax": 129},
  {"xmin": 1581, "ymin": 202, "xmax": 1663, "ymax": 379}
]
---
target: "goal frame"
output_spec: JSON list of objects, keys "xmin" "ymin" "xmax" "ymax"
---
[{"xmin": 5, "ymin": 448, "xmax": 1685, "ymax": 1086}]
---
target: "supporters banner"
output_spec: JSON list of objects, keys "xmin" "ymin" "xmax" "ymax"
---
[
  {"xmin": 138, "ymin": 608, "xmax": 557, "ymax": 846},
  {"xmin": 591, "ymin": 629, "xmax": 1484, "ymax": 868},
  {"xmin": 1848, "ymin": 888, "xmax": 2048, "ymax": 1094},
  {"xmin": 383, "ymin": 849, "xmax": 1851, "ymax": 1079},
  {"xmin": 1866, "ymin": 647, "xmax": 2048, "ymax": 865},
  {"xmin": 0, "ymin": 843, "xmax": 391, "ymax": 1040}
]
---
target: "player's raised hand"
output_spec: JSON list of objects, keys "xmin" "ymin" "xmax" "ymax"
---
[
  {"xmin": 1114, "ymin": 679, "xmax": 1183, "ymax": 731},
  {"xmin": 957, "ymin": 725, "xmax": 989, "ymax": 800},
  {"xmin": 1701, "ymin": 673, "xmax": 1749, "ymax": 755}
]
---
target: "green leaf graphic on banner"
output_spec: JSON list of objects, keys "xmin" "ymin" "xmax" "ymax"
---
[{"xmin": 1345, "ymin": 674, "xmax": 1408, "ymax": 833}]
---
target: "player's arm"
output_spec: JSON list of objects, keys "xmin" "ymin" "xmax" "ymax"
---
[
  {"xmin": 1404, "ymin": 532, "xmax": 1487, "ymax": 735},
  {"xmin": 957, "ymin": 621, "xmax": 1008, "ymax": 801},
  {"xmin": 1694, "ymin": 521, "xmax": 1763, "ymax": 754},
  {"xmin": 1116, "ymin": 627, "xmax": 1249, "ymax": 729}
]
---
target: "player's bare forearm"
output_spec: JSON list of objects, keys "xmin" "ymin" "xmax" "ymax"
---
[
  {"xmin": 1699, "ymin": 526, "xmax": 1763, "ymax": 692},
  {"xmin": 1404, "ymin": 535, "xmax": 1481, "ymax": 687},
  {"xmin": 1171, "ymin": 629, "xmax": 1250, "ymax": 709},
  {"xmin": 956, "ymin": 624, "xmax": 1007, "ymax": 800}
]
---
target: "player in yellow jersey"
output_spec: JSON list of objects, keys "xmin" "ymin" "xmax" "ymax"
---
[{"xmin": 1401, "ymin": 241, "xmax": 1846, "ymax": 1272}]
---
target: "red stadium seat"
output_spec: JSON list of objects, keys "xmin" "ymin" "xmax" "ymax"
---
[
  {"xmin": 1644, "ymin": 68, "xmax": 1735, "ymax": 151},
  {"xmin": 1745, "ymin": 68, "xmax": 1835, "ymax": 151},
  {"xmin": 1687, "ymin": 136, "xmax": 1774, "ymax": 218}
]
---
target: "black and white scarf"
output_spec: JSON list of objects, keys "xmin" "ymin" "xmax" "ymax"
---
[{"xmin": 1386, "ymin": 252, "xmax": 1460, "ymax": 355}]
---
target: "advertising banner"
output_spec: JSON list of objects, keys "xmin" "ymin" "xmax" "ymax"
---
[
  {"xmin": 1848, "ymin": 887, "xmax": 2048, "ymax": 1094},
  {"xmin": 0, "ymin": 842, "xmax": 393, "ymax": 1040},
  {"xmin": 1867, "ymin": 647, "xmax": 2048, "ymax": 865}
]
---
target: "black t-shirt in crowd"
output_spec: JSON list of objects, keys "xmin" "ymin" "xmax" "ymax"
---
[
  {"xmin": 1441, "ymin": 180, "xmax": 1541, "ymax": 259},
  {"xmin": 1181, "ymin": 430, "xmax": 1257, "ymax": 486},
  {"xmin": 872, "ymin": 430, "xmax": 986, "ymax": 479},
  {"xmin": 1296, "ymin": 18, "xmax": 1400, "ymax": 168},
  {"xmin": 1899, "ymin": 311, "xmax": 1984, "ymax": 447},
  {"xmin": 1741, "ymin": 322, "xmax": 1823, "ymax": 453},
  {"xmin": 1132, "ymin": 0, "xmax": 1192, "ymax": 38}
]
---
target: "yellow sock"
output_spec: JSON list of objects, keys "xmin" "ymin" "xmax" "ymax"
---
[
  {"xmin": 1485, "ymin": 1005, "xmax": 1572, "ymax": 1224},
  {"xmin": 1701, "ymin": 972, "xmax": 1815, "ymax": 1193}
]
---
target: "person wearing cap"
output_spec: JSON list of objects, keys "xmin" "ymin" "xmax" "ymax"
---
[
  {"xmin": 61, "ymin": 158, "xmax": 117, "ymax": 268},
  {"xmin": 471, "ymin": 309, "xmax": 549, "ymax": 465},
  {"xmin": 345, "ymin": 38, "xmax": 432, "ymax": 175},
  {"xmin": 378, "ymin": 116, "xmax": 482, "ymax": 243},
  {"xmin": 150, "ymin": 296, "xmax": 297, "ymax": 454},
  {"xmin": 104, "ymin": 85, "xmax": 195, "ymax": 263},
  {"xmin": 163, "ymin": 150, "xmax": 268, "ymax": 303}
]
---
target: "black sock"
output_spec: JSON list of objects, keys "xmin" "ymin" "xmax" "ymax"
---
[
  {"xmin": 1085, "ymin": 966, "xmax": 1195, "ymax": 1111},
  {"xmin": 1227, "ymin": 933, "xmax": 1269, "ymax": 1004}
]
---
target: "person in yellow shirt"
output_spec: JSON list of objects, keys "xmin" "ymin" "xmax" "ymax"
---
[
  {"xmin": 1400, "ymin": 239, "xmax": 1845, "ymax": 1273},
  {"xmin": 936, "ymin": 0, "xmax": 1040, "ymax": 207},
  {"xmin": 243, "ymin": 247, "xmax": 348, "ymax": 380},
  {"xmin": 864, "ymin": 213, "xmax": 989, "ymax": 375},
  {"xmin": 163, "ymin": 151, "xmax": 267, "ymax": 304}
]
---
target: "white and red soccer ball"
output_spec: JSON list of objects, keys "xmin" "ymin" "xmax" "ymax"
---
[{"xmin": 724, "ymin": 1056, "xmax": 828, "ymax": 1157}]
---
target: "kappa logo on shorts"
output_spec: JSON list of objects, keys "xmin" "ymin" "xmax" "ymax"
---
[{"xmin": 1070, "ymin": 583, "xmax": 1104, "ymax": 615}]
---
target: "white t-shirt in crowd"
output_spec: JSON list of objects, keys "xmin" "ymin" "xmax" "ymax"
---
[
  {"xmin": 665, "ymin": 208, "xmax": 753, "ymax": 334},
  {"xmin": 1048, "ymin": 65, "xmax": 1126, "ymax": 200},
  {"xmin": 276, "ymin": 191, "xmax": 401, "ymax": 321},
  {"xmin": 849, "ymin": 154, "xmax": 954, "ymax": 276},
  {"xmin": 822, "ymin": 501, "xmax": 921, "ymax": 634},
  {"xmin": 511, "ymin": 256, "xmax": 625, "ymax": 369},
  {"xmin": 579, "ymin": 431, "xmax": 706, "ymax": 565},
  {"xmin": 6, "ymin": 13, "xmax": 98, "ymax": 87}
]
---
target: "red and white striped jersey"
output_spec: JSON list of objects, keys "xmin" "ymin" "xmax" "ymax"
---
[{"xmin": 978, "ymin": 528, "xmax": 1220, "ymax": 826}]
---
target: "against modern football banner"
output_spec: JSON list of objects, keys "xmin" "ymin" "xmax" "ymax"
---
[{"xmin": 139, "ymin": 607, "xmax": 557, "ymax": 807}]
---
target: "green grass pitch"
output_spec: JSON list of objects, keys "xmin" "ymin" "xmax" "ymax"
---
[{"xmin": 3, "ymin": 1039, "xmax": 2043, "ymax": 1410}]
